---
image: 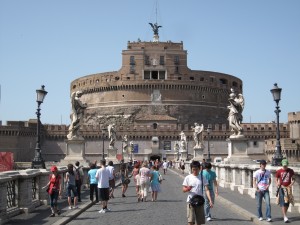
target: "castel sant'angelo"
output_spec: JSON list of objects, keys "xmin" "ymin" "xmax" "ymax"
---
[{"xmin": 1, "ymin": 23, "xmax": 299, "ymax": 164}]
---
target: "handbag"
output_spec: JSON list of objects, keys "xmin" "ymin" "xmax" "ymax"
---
[
  {"xmin": 158, "ymin": 173, "xmax": 163, "ymax": 183},
  {"xmin": 189, "ymin": 194, "xmax": 205, "ymax": 207},
  {"xmin": 124, "ymin": 178, "xmax": 130, "ymax": 185}
]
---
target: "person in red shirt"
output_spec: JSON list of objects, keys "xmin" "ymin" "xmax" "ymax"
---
[
  {"xmin": 275, "ymin": 159, "xmax": 295, "ymax": 223},
  {"xmin": 43, "ymin": 166, "xmax": 62, "ymax": 217}
]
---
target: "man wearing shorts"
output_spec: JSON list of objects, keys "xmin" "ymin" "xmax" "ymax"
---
[
  {"xmin": 183, "ymin": 161, "xmax": 213, "ymax": 225},
  {"xmin": 96, "ymin": 160, "xmax": 111, "ymax": 213}
]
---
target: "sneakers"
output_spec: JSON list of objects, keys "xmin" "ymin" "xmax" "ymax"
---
[
  {"xmin": 267, "ymin": 218, "xmax": 272, "ymax": 222},
  {"xmin": 259, "ymin": 217, "xmax": 263, "ymax": 221},
  {"xmin": 104, "ymin": 208, "xmax": 111, "ymax": 212},
  {"xmin": 99, "ymin": 209, "xmax": 106, "ymax": 214},
  {"xmin": 284, "ymin": 216, "xmax": 289, "ymax": 223},
  {"xmin": 207, "ymin": 217, "xmax": 212, "ymax": 221},
  {"xmin": 68, "ymin": 206, "xmax": 72, "ymax": 210}
]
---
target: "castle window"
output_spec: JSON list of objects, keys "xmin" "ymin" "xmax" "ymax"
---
[
  {"xmin": 130, "ymin": 65, "xmax": 135, "ymax": 73},
  {"xmin": 175, "ymin": 66, "xmax": 179, "ymax": 73},
  {"xmin": 178, "ymin": 77, "xmax": 182, "ymax": 80},
  {"xmin": 232, "ymin": 81, "xmax": 238, "ymax": 87},
  {"xmin": 144, "ymin": 71, "xmax": 150, "ymax": 79},
  {"xmin": 210, "ymin": 77, "xmax": 214, "ymax": 82},
  {"xmin": 174, "ymin": 56, "xmax": 179, "ymax": 65},
  {"xmin": 219, "ymin": 79, "xmax": 227, "ymax": 85},
  {"xmin": 115, "ymin": 77, "xmax": 120, "ymax": 81},
  {"xmin": 152, "ymin": 71, "xmax": 158, "ymax": 79},
  {"xmin": 253, "ymin": 141, "xmax": 258, "ymax": 147},
  {"xmin": 153, "ymin": 123, "xmax": 158, "ymax": 129},
  {"xmin": 159, "ymin": 71, "xmax": 165, "ymax": 79},
  {"xmin": 130, "ymin": 56, "xmax": 135, "ymax": 65},
  {"xmin": 160, "ymin": 56, "xmax": 164, "ymax": 65},
  {"xmin": 200, "ymin": 77, "xmax": 204, "ymax": 81},
  {"xmin": 202, "ymin": 95, "xmax": 205, "ymax": 99},
  {"xmin": 145, "ymin": 55, "xmax": 150, "ymax": 65},
  {"xmin": 190, "ymin": 77, "xmax": 194, "ymax": 81},
  {"xmin": 72, "ymin": 85, "xmax": 76, "ymax": 89}
]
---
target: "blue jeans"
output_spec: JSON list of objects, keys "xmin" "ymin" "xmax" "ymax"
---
[
  {"xmin": 204, "ymin": 189, "xmax": 215, "ymax": 218},
  {"xmin": 49, "ymin": 190, "xmax": 59, "ymax": 208},
  {"xmin": 255, "ymin": 190, "xmax": 271, "ymax": 218}
]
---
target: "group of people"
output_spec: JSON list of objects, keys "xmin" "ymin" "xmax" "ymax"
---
[
  {"xmin": 182, "ymin": 161, "xmax": 218, "ymax": 225},
  {"xmin": 43, "ymin": 161, "xmax": 83, "ymax": 217},
  {"xmin": 253, "ymin": 158, "xmax": 295, "ymax": 223},
  {"xmin": 182, "ymin": 158, "xmax": 295, "ymax": 225}
]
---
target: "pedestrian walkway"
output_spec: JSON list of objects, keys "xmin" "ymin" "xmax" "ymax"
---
[{"xmin": 4, "ymin": 168, "xmax": 300, "ymax": 225}]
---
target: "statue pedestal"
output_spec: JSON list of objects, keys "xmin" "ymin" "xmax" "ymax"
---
[
  {"xmin": 60, "ymin": 139, "xmax": 90, "ymax": 166},
  {"xmin": 180, "ymin": 151, "xmax": 188, "ymax": 161},
  {"xmin": 193, "ymin": 148, "xmax": 204, "ymax": 161},
  {"xmin": 225, "ymin": 137, "xmax": 252, "ymax": 164},
  {"xmin": 106, "ymin": 147, "xmax": 118, "ymax": 163}
]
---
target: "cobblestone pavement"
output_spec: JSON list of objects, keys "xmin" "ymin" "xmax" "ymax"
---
[
  {"xmin": 5, "ymin": 168, "xmax": 299, "ymax": 225},
  {"xmin": 67, "ymin": 169, "xmax": 254, "ymax": 225}
]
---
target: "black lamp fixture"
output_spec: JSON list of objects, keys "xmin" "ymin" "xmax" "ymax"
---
[
  {"xmin": 101, "ymin": 128, "xmax": 107, "ymax": 160},
  {"xmin": 32, "ymin": 85, "xmax": 48, "ymax": 169},
  {"xmin": 270, "ymin": 83, "xmax": 283, "ymax": 166},
  {"xmin": 207, "ymin": 124, "xmax": 212, "ymax": 163}
]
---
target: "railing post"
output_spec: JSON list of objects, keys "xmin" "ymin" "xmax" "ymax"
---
[{"xmin": 0, "ymin": 174, "xmax": 12, "ymax": 224}]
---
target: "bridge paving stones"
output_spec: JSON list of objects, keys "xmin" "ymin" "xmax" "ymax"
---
[{"xmin": 5, "ymin": 168, "xmax": 300, "ymax": 225}]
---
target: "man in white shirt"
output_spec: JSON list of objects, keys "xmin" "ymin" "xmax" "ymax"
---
[
  {"xmin": 183, "ymin": 161, "xmax": 213, "ymax": 225},
  {"xmin": 162, "ymin": 160, "xmax": 168, "ymax": 175},
  {"xmin": 95, "ymin": 160, "xmax": 110, "ymax": 213},
  {"xmin": 253, "ymin": 160, "xmax": 272, "ymax": 222}
]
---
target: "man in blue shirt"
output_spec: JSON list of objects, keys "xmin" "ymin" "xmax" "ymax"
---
[{"xmin": 202, "ymin": 162, "xmax": 218, "ymax": 222}]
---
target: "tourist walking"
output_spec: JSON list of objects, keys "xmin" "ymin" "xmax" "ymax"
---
[
  {"xmin": 65, "ymin": 164, "xmax": 78, "ymax": 209},
  {"xmin": 120, "ymin": 163, "xmax": 129, "ymax": 197},
  {"xmin": 88, "ymin": 163, "xmax": 98, "ymax": 202},
  {"xmin": 43, "ymin": 166, "xmax": 62, "ymax": 217},
  {"xmin": 203, "ymin": 162, "xmax": 218, "ymax": 222},
  {"xmin": 96, "ymin": 159, "xmax": 111, "ymax": 213},
  {"xmin": 150, "ymin": 166, "xmax": 161, "ymax": 202},
  {"xmin": 74, "ymin": 161, "xmax": 83, "ymax": 202},
  {"xmin": 135, "ymin": 169, "xmax": 142, "ymax": 202},
  {"xmin": 131, "ymin": 163, "xmax": 140, "ymax": 195},
  {"xmin": 162, "ymin": 160, "xmax": 168, "ymax": 175},
  {"xmin": 107, "ymin": 161, "xmax": 115, "ymax": 198},
  {"xmin": 275, "ymin": 159, "xmax": 295, "ymax": 223},
  {"xmin": 139, "ymin": 161, "xmax": 150, "ymax": 202},
  {"xmin": 182, "ymin": 160, "xmax": 213, "ymax": 225},
  {"xmin": 253, "ymin": 160, "xmax": 272, "ymax": 222}
]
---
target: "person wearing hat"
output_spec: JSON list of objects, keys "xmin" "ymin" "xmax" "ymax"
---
[
  {"xmin": 43, "ymin": 166, "xmax": 62, "ymax": 217},
  {"xmin": 253, "ymin": 160, "xmax": 272, "ymax": 222},
  {"xmin": 275, "ymin": 159, "xmax": 295, "ymax": 223}
]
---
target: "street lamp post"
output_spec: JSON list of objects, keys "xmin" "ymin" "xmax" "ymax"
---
[
  {"xmin": 270, "ymin": 83, "xmax": 283, "ymax": 166},
  {"xmin": 101, "ymin": 128, "xmax": 107, "ymax": 160},
  {"xmin": 207, "ymin": 124, "xmax": 212, "ymax": 163},
  {"xmin": 32, "ymin": 85, "xmax": 48, "ymax": 169}
]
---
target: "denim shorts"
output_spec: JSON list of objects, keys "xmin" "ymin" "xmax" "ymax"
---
[{"xmin": 67, "ymin": 184, "xmax": 78, "ymax": 197}]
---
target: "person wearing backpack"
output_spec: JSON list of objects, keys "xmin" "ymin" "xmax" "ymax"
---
[
  {"xmin": 253, "ymin": 160, "xmax": 272, "ymax": 222},
  {"xmin": 74, "ymin": 161, "xmax": 84, "ymax": 202},
  {"xmin": 275, "ymin": 159, "xmax": 295, "ymax": 223}
]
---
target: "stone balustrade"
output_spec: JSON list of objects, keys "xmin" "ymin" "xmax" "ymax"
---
[
  {"xmin": 0, "ymin": 163, "xmax": 122, "ymax": 224},
  {"xmin": 213, "ymin": 163, "xmax": 300, "ymax": 213},
  {"xmin": 175, "ymin": 160, "xmax": 300, "ymax": 213}
]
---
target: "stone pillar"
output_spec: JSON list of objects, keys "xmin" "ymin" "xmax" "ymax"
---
[
  {"xmin": 106, "ymin": 147, "xmax": 118, "ymax": 163},
  {"xmin": 230, "ymin": 165, "xmax": 241, "ymax": 191},
  {"xmin": 38, "ymin": 169, "xmax": 51, "ymax": 205},
  {"xmin": 18, "ymin": 169, "xmax": 41, "ymax": 214},
  {"xmin": 193, "ymin": 148, "xmax": 204, "ymax": 161},
  {"xmin": 0, "ymin": 174, "xmax": 11, "ymax": 224},
  {"xmin": 225, "ymin": 137, "xmax": 252, "ymax": 164},
  {"xmin": 61, "ymin": 139, "xmax": 89, "ymax": 166}
]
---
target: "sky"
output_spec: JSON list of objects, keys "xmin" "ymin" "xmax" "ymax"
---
[{"xmin": 0, "ymin": 0, "xmax": 300, "ymax": 125}]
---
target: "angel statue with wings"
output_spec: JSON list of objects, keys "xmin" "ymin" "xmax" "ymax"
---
[
  {"xmin": 108, "ymin": 124, "xmax": 117, "ymax": 149},
  {"xmin": 149, "ymin": 22, "xmax": 162, "ymax": 35},
  {"xmin": 122, "ymin": 135, "xmax": 128, "ymax": 153},
  {"xmin": 67, "ymin": 91, "xmax": 87, "ymax": 140},
  {"xmin": 227, "ymin": 88, "xmax": 245, "ymax": 137}
]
